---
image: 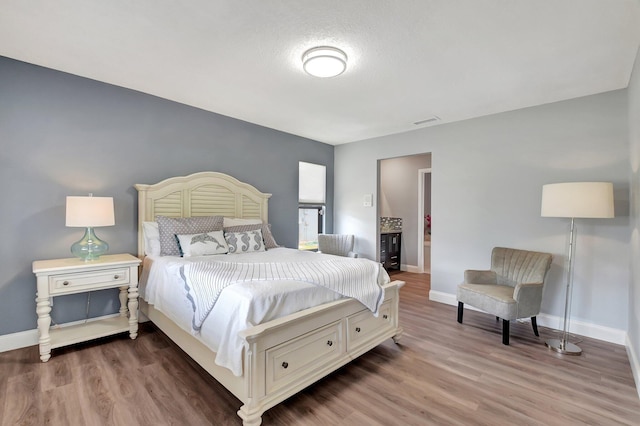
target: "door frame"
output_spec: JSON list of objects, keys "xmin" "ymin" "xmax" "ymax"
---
[{"xmin": 417, "ymin": 168, "xmax": 432, "ymax": 273}]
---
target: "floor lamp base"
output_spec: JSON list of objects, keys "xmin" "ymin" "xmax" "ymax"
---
[{"xmin": 545, "ymin": 338, "xmax": 582, "ymax": 355}]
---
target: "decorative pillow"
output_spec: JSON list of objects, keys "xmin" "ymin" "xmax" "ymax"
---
[
  {"xmin": 225, "ymin": 229, "xmax": 265, "ymax": 254},
  {"xmin": 142, "ymin": 221, "xmax": 161, "ymax": 256},
  {"xmin": 223, "ymin": 223, "xmax": 279, "ymax": 249},
  {"xmin": 176, "ymin": 230, "xmax": 228, "ymax": 257},
  {"xmin": 156, "ymin": 215, "xmax": 224, "ymax": 256},
  {"xmin": 223, "ymin": 217, "xmax": 263, "ymax": 227}
]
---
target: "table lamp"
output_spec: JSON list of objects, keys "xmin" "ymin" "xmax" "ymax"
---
[{"xmin": 66, "ymin": 194, "xmax": 115, "ymax": 261}]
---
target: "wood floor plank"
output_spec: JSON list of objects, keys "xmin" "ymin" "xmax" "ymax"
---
[
  {"xmin": 38, "ymin": 352, "xmax": 72, "ymax": 392},
  {"xmin": 1, "ymin": 371, "xmax": 41, "ymax": 426},
  {"xmin": 41, "ymin": 384, "xmax": 85, "ymax": 426},
  {"xmin": 73, "ymin": 362, "xmax": 117, "ymax": 425},
  {"xmin": 1, "ymin": 271, "xmax": 639, "ymax": 425}
]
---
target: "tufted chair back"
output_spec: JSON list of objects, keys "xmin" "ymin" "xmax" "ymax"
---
[{"xmin": 317, "ymin": 234, "xmax": 358, "ymax": 258}]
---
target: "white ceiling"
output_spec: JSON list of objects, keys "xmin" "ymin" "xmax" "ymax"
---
[{"xmin": 1, "ymin": 1, "xmax": 639, "ymax": 145}]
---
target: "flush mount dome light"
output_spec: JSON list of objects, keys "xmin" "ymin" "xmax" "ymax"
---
[{"xmin": 302, "ymin": 46, "xmax": 347, "ymax": 78}]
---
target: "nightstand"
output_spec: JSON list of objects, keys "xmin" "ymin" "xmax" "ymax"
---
[{"xmin": 32, "ymin": 253, "xmax": 142, "ymax": 362}]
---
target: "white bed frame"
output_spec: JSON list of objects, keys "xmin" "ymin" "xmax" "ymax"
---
[{"xmin": 135, "ymin": 171, "xmax": 404, "ymax": 425}]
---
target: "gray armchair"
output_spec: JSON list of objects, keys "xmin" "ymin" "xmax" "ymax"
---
[
  {"xmin": 317, "ymin": 234, "xmax": 358, "ymax": 258},
  {"xmin": 456, "ymin": 247, "xmax": 552, "ymax": 345}
]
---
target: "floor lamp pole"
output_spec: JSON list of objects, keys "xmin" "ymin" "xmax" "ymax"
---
[{"xmin": 545, "ymin": 217, "xmax": 582, "ymax": 355}]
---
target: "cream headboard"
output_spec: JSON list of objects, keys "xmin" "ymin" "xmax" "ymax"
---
[{"xmin": 134, "ymin": 171, "xmax": 272, "ymax": 257}]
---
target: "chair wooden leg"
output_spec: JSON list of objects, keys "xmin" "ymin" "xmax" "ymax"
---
[
  {"xmin": 457, "ymin": 302, "xmax": 464, "ymax": 323},
  {"xmin": 502, "ymin": 319, "xmax": 510, "ymax": 345},
  {"xmin": 531, "ymin": 316, "xmax": 539, "ymax": 336}
]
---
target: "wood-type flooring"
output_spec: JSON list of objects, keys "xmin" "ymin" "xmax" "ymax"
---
[{"xmin": 1, "ymin": 271, "xmax": 639, "ymax": 425}]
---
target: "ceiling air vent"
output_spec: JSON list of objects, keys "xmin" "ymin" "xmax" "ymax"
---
[{"xmin": 414, "ymin": 116, "xmax": 440, "ymax": 125}]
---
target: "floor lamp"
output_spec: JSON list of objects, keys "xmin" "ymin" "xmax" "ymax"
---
[{"xmin": 540, "ymin": 182, "xmax": 614, "ymax": 355}]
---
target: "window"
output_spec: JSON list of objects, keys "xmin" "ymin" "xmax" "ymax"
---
[{"xmin": 298, "ymin": 162, "xmax": 326, "ymax": 250}]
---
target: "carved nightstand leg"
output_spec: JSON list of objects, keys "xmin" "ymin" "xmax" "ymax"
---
[
  {"xmin": 118, "ymin": 286, "xmax": 128, "ymax": 317},
  {"xmin": 128, "ymin": 284, "xmax": 139, "ymax": 339},
  {"xmin": 36, "ymin": 296, "xmax": 52, "ymax": 362}
]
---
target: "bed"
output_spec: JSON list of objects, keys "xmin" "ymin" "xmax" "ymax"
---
[{"xmin": 135, "ymin": 171, "xmax": 404, "ymax": 426}]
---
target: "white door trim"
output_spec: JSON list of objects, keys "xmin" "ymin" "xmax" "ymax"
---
[{"xmin": 417, "ymin": 168, "xmax": 431, "ymax": 273}]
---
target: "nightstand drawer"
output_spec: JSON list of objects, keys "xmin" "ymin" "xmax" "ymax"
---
[{"xmin": 49, "ymin": 268, "xmax": 130, "ymax": 295}]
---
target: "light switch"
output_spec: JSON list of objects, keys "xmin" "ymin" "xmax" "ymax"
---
[{"xmin": 363, "ymin": 194, "xmax": 373, "ymax": 207}]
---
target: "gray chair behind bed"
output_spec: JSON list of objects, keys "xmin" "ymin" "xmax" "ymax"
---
[
  {"xmin": 456, "ymin": 247, "xmax": 552, "ymax": 345},
  {"xmin": 317, "ymin": 234, "xmax": 358, "ymax": 258}
]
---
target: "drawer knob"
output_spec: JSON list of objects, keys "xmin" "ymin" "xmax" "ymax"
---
[
  {"xmin": 62, "ymin": 281, "xmax": 69, "ymax": 286},
  {"xmin": 281, "ymin": 362, "xmax": 288, "ymax": 369},
  {"xmin": 327, "ymin": 340, "xmax": 333, "ymax": 346},
  {"xmin": 113, "ymin": 275, "xmax": 120, "ymax": 280},
  {"xmin": 355, "ymin": 327, "xmax": 361, "ymax": 333},
  {"xmin": 383, "ymin": 314, "xmax": 388, "ymax": 319}
]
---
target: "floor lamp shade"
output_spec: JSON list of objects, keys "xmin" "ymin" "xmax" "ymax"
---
[
  {"xmin": 540, "ymin": 182, "xmax": 614, "ymax": 355},
  {"xmin": 541, "ymin": 182, "xmax": 614, "ymax": 219},
  {"xmin": 66, "ymin": 195, "xmax": 115, "ymax": 260}
]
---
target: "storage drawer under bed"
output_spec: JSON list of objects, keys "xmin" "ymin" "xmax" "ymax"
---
[
  {"xmin": 346, "ymin": 300, "xmax": 393, "ymax": 351},
  {"xmin": 265, "ymin": 320, "xmax": 343, "ymax": 394}
]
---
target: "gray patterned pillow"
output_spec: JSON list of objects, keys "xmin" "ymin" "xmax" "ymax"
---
[
  {"xmin": 176, "ymin": 230, "xmax": 228, "ymax": 257},
  {"xmin": 225, "ymin": 229, "xmax": 265, "ymax": 254},
  {"xmin": 223, "ymin": 223, "xmax": 279, "ymax": 249},
  {"xmin": 156, "ymin": 215, "xmax": 224, "ymax": 256}
]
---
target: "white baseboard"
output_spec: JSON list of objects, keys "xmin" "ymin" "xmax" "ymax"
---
[
  {"xmin": 403, "ymin": 264, "xmax": 422, "ymax": 273},
  {"xmin": 536, "ymin": 313, "xmax": 627, "ymax": 345},
  {"xmin": 429, "ymin": 290, "xmax": 457, "ymax": 306},
  {"xmin": 626, "ymin": 335, "xmax": 640, "ymax": 400},
  {"xmin": 0, "ymin": 328, "xmax": 38, "ymax": 353},
  {"xmin": 0, "ymin": 313, "xmax": 123, "ymax": 354},
  {"xmin": 429, "ymin": 290, "xmax": 627, "ymax": 346}
]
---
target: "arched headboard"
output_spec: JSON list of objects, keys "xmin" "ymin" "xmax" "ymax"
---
[{"xmin": 134, "ymin": 171, "xmax": 272, "ymax": 257}]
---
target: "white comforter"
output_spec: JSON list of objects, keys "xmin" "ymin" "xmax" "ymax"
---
[{"xmin": 140, "ymin": 248, "xmax": 390, "ymax": 376}]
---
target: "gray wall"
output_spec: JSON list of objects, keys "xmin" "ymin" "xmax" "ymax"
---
[
  {"xmin": 379, "ymin": 154, "xmax": 431, "ymax": 267},
  {"xmin": 0, "ymin": 57, "xmax": 334, "ymax": 336},
  {"xmin": 629, "ymin": 44, "xmax": 640, "ymax": 393},
  {"xmin": 335, "ymin": 90, "xmax": 630, "ymax": 331}
]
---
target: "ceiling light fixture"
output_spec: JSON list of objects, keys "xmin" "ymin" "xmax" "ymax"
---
[{"xmin": 302, "ymin": 46, "xmax": 347, "ymax": 78}]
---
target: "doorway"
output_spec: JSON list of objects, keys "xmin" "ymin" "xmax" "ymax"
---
[{"xmin": 378, "ymin": 153, "xmax": 432, "ymax": 273}]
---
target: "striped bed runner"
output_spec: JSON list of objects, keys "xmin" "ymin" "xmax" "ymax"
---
[{"xmin": 181, "ymin": 259, "xmax": 384, "ymax": 331}]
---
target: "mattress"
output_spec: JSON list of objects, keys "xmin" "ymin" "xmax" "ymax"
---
[{"xmin": 139, "ymin": 247, "xmax": 390, "ymax": 376}]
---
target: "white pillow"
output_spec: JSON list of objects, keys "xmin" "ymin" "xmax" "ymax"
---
[
  {"xmin": 142, "ymin": 221, "xmax": 161, "ymax": 256},
  {"xmin": 224, "ymin": 229, "xmax": 265, "ymax": 254},
  {"xmin": 176, "ymin": 230, "xmax": 229, "ymax": 257},
  {"xmin": 223, "ymin": 217, "xmax": 263, "ymax": 227}
]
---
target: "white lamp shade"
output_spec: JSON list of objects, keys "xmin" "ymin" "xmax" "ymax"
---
[
  {"xmin": 66, "ymin": 196, "xmax": 115, "ymax": 227},
  {"xmin": 541, "ymin": 182, "xmax": 614, "ymax": 219}
]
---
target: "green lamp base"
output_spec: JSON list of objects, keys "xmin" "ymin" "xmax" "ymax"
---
[{"xmin": 71, "ymin": 227, "xmax": 109, "ymax": 261}]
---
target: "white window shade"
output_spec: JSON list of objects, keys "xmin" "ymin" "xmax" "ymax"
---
[{"xmin": 299, "ymin": 162, "xmax": 326, "ymax": 204}]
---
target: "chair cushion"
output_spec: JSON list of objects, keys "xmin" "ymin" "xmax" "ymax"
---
[{"xmin": 457, "ymin": 284, "xmax": 518, "ymax": 320}]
